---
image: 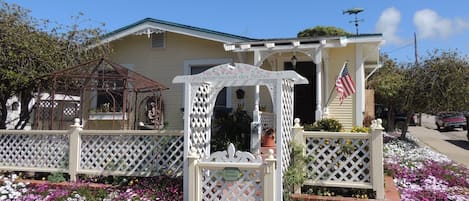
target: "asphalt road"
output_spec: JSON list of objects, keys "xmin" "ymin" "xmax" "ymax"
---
[{"xmin": 408, "ymin": 114, "xmax": 469, "ymax": 167}]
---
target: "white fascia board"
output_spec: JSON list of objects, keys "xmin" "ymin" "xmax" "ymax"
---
[
  {"xmin": 346, "ymin": 36, "xmax": 383, "ymax": 44},
  {"xmin": 230, "ymin": 42, "xmax": 353, "ymax": 52},
  {"xmin": 231, "ymin": 44, "xmax": 321, "ymax": 52},
  {"xmin": 98, "ymin": 22, "xmax": 246, "ymax": 46},
  {"xmin": 227, "ymin": 38, "xmax": 347, "ymax": 52}
]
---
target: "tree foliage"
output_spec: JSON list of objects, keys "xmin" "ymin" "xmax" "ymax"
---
[
  {"xmin": 419, "ymin": 50, "xmax": 469, "ymax": 113},
  {"xmin": 367, "ymin": 55, "xmax": 406, "ymax": 130},
  {"xmin": 368, "ymin": 50, "xmax": 469, "ymax": 137},
  {"xmin": 0, "ymin": 1, "xmax": 111, "ymax": 129},
  {"xmin": 297, "ymin": 26, "xmax": 351, "ymax": 37}
]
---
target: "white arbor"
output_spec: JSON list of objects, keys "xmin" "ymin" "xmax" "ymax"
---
[{"xmin": 173, "ymin": 63, "xmax": 307, "ymax": 201}]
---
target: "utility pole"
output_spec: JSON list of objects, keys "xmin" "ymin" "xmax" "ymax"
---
[{"xmin": 414, "ymin": 32, "xmax": 418, "ymax": 67}]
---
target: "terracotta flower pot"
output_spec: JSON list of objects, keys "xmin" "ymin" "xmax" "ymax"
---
[
  {"xmin": 262, "ymin": 134, "xmax": 275, "ymax": 147},
  {"xmin": 261, "ymin": 128, "xmax": 275, "ymax": 147}
]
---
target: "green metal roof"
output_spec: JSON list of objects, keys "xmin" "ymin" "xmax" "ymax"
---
[
  {"xmin": 102, "ymin": 18, "xmax": 256, "ymax": 42},
  {"xmin": 101, "ymin": 17, "xmax": 382, "ymax": 45}
]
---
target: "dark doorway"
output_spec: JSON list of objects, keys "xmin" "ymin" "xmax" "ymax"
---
[{"xmin": 285, "ymin": 61, "xmax": 316, "ymax": 124}]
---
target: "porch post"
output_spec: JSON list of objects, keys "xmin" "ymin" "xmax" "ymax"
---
[
  {"xmin": 251, "ymin": 50, "xmax": 262, "ymax": 154},
  {"xmin": 312, "ymin": 49, "xmax": 323, "ymax": 121},
  {"xmin": 322, "ymin": 51, "xmax": 330, "ymax": 118},
  {"xmin": 355, "ymin": 45, "xmax": 365, "ymax": 126}
]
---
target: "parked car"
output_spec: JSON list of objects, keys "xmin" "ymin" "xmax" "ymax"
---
[{"xmin": 435, "ymin": 112, "xmax": 467, "ymax": 131}]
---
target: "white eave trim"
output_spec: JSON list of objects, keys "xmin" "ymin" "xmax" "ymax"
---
[
  {"xmin": 97, "ymin": 21, "xmax": 247, "ymax": 46},
  {"xmin": 346, "ymin": 36, "xmax": 383, "ymax": 44},
  {"xmin": 224, "ymin": 37, "xmax": 348, "ymax": 52}
]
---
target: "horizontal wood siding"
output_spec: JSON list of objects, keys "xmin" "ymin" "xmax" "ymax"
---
[
  {"xmin": 109, "ymin": 33, "xmax": 245, "ymax": 130},
  {"xmin": 327, "ymin": 96, "xmax": 354, "ymax": 130}
]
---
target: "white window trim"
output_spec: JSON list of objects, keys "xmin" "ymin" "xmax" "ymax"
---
[{"xmin": 183, "ymin": 58, "xmax": 233, "ymax": 110}]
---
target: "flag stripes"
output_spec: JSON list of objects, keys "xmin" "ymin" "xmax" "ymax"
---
[{"xmin": 335, "ymin": 62, "xmax": 356, "ymax": 105}]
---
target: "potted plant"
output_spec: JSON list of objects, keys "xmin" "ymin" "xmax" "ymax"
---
[{"xmin": 261, "ymin": 128, "xmax": 275, "ymax": 147}]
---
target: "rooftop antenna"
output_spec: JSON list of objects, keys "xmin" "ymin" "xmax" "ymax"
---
[{"xmin": 343, "ymin": 8, "xmax": 364, "ymax": 35}]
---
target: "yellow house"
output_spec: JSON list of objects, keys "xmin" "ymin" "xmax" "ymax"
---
[{"xmin": 99, "ymin": 18, "xmax": 383, "ymax": 130}]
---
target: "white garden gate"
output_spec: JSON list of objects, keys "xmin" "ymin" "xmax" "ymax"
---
[
  {"xmin": 188, "ymin": 143, "xmax": 276, "ymax": 201},
  {"xmin": 173, "ymin": 63, "xmax": 308, "ymax": 201}
]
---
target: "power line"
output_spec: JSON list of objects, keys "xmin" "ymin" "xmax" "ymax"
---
[{"xmin": 383, "ymin": 42, "xmax": 413, "ymax": 54}]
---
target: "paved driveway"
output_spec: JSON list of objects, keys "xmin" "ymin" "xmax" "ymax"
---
[{"xmin": 408, "ymin": 114, "xmax": 469, "ymax": 168}]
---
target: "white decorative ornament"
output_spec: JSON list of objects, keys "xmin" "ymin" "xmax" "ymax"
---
[{"xmin": 205, "ymin": 143, "xmax": 262, "ymax": 163}]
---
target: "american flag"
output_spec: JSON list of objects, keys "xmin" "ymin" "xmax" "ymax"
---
[{"xmin": 335, "ymin": 62, "xmax": 356, "ymax": 105}]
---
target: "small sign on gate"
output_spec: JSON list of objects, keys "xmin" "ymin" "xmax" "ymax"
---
[{"xmin": 223, "ymin": 167, "xmax": 241, "ymax": 181}]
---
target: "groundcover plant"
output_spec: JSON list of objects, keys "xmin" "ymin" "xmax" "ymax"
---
[
  {"xmin": 0, "ymin": 174, "xmax": 183, "ymax": 201},
  {"xmin": 383, "ymin": 134, "xmax": 469, "ymax": 201}
]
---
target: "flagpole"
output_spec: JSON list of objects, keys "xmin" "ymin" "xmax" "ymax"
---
[
  {"xmin": 324, "ymin": 61, "xmax": 348, "ymax": 108},
  {"xmin": 325, "ymin": 87, "xmax": 336, "ymax": 107}
]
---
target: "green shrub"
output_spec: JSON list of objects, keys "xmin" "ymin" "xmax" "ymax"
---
[
  {"xmin": 47, "ymin": 172, "xmax": 66, "ymax": 183},
  {"xmin": 211, "ymin": 109, "xmax": 252, "ymax": 152},
  {"xmin": 307, "ymin": 118, "xmax": 343, "ymax": 132},
  {"xmin": 350, "ymin": 126, "xmax": 369, "ymax": 133}
]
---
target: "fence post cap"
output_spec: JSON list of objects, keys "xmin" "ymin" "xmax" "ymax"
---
[
  {"xmin": 188, "ymin": 147, "xmax": 199, "ymax": 158},
  {"xmin": 70, "ymin": 118, "xmax": 83, "ymax": 129},
  {"xmin": 294, "ymin": 118, "xmax": 301, "ymax": 127},
  {"xmin": 371, "ymin": 119, "xmax": 384, "ymax": 130},
  {"xmin": 267, "ymin": 149, "xmax": 275, "ymax": 159}
]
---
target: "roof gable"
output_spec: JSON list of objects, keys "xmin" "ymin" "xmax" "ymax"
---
[{"xmin": 100, "ymin": 18, "xmax": 255, "ymax": 45}]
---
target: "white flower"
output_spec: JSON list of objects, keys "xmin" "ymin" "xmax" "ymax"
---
[{"xmin": 10, "ymin": 174, "xmax": 17, "ymax": 181}]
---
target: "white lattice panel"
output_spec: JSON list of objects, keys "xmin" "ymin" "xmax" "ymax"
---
[
  {"xmin": 0, "ymin": 133, "xmax": 69, "ymax": 169},
  {"xmin": 305, "ymin": 137, "xmax": 371, "ymax": 183},
  {"xmin": 189, "ymin": 84, "xmax": 213, "ymax": 159},
  {"xmin": 280, "ymin": 80, "xmax": 294, "ymax": 174},
  {"xmin": 80, "ymin": 134, "xmax": 184, "ymax": 176},
  {"xmin": 201, "ymin": 169, "xmax": 262, "ymax": 201}
]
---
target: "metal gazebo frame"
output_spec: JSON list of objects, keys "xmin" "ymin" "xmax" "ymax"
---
[{"xmin": 34, "ymin": 58, "xmax": 168, "ymax": 130}]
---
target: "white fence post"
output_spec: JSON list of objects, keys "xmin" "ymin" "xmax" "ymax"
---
[
  {"xmin": 370, "ymin": 119, "xmax": 385, "ymax": 200},
  {"xmin": 292, "ymin": 118, "xmax": 304, "ymax": 194},
  {"xmin": 187, "ymin": 148, "xmax": 199, "ymax": 201},
  {"xmin": 264, "ymin": 149, "xmax": 276, "ymax": 201},
  {"xmin": 68, "ymin": 118, "xmax": 82, "ymax": 182}
]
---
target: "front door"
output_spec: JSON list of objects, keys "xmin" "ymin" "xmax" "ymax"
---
[{"xmin": 285, "ymin": 61, "xmax": 316, "ymax": 124}]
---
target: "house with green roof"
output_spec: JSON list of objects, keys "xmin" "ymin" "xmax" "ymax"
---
[{"xmin": 97, "ymin": 17, "xmax": 383, "ymax": 130}]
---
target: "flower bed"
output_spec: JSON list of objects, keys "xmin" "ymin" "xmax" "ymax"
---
[
  {"xmin": 0, "ymin": 174, "xmax": 183, "ymax": 201},
  {"xmin": 383, "ymin": 134, "xmax": 469, "ymax": 201},
  {"xmin": 1, "ymin": 132, "xmax": 468, "ymax": 200}
]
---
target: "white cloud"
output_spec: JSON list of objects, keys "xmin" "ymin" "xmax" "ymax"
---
[
  {"xmin": 375, "ymin": 7, "xmax": 403, "ymax": 45},
  {"xmin": 414, "ymin": 9, "xmax": 469, "ymax": 39}
]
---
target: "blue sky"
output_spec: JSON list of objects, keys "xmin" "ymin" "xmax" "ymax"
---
[{"xmin": 4, "ymin": 0, "xmax": 469, "ymax": 63}]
